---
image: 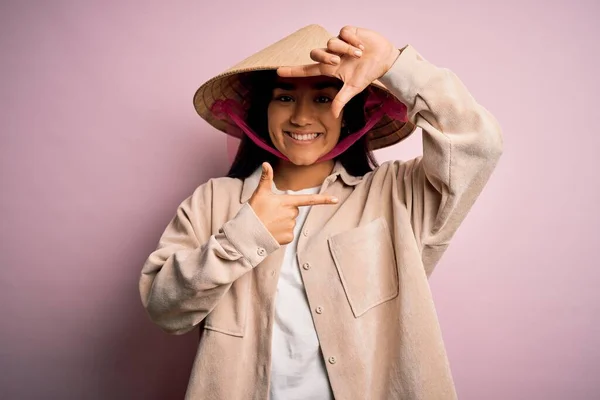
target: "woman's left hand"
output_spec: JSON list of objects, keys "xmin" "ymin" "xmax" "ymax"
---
[{"xmin": 277, "ymin": 25, "xmax": 400, "ymax": 118}]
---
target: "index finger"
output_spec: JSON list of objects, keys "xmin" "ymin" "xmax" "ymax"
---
[
  {"xmin": 338, "ymin": 26, "xmax": 365, "ymax": 51},
  {"xmin": 283, "ymin": 193, "xmax": 339, "ymax": 207},
  {"xmin": 277, "ymin": 63, "xmax": 323, "ymax": 78}
]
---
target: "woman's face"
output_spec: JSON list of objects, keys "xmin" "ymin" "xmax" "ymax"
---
[{"xmin": 267, "ymin": 75, "xmax": 344, "ymax": 166}]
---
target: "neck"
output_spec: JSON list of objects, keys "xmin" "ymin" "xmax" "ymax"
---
[{"xmin": 273, "ymin": 160, "xmax": 335, "ymax": 191}]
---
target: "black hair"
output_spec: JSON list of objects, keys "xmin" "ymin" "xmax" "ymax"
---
[{"xmin": 226, "ymin": 70, "xmax": 379, "ymax": 179}]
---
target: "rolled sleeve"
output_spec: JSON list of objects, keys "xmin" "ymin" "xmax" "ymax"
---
[{"xmin": 221, "ymin": 203, "xmax": 280, "ymax": 267}]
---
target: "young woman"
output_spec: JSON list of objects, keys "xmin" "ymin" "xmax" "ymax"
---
[{"xmin": 139, "ymin": 24, "xmax": 503, "ymax": 400}]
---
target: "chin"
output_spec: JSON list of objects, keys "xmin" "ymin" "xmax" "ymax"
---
[
  {"xmin": 288, "ymin": 156, "xmax": 318, "ymax": 167},
  {"xmin": 285, "ymin": 153, "xmax": 321, "ymax": 166}
]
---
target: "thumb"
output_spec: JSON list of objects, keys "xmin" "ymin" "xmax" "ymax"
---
[
  {"xmin": 332, "ymin": 82, "xmax": 361, "ymax": 118},
  {"xmin": 256, "ymin": 162, "xmax": 274, "ymax": 193}
]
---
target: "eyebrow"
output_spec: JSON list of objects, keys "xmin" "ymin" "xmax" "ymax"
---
[{"xmin": 273, "ymin": 80, "xmax": 342, "ymax": 91}]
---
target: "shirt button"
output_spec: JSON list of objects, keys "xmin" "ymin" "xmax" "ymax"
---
[
  {"xmin": 303, "ymin": 229, "xmax": 309, "ymax": 237},
  {"xmin": 328, "ymin": 356, "xmax": 336, "ymax": 364},
  {"xmin": 257, "ymin": 247, "xmax": 266, "ymax": 256},
  {"xmin": 315, "ymin": 306, "xmax": 323, "ymax": 314},
  {"xmin": 302, "ymin": 263, "xmax": 311, "ymax": 270}
]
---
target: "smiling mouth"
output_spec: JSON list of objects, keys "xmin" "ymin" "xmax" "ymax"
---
[{"xmin": 284, "ymin": 131, "xmax": 323, "ymax": 141}]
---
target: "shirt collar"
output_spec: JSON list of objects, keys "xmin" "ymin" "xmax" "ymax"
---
[{"xmin": 240, "ymin": 161, "xmax": 363, "ymax": 203}]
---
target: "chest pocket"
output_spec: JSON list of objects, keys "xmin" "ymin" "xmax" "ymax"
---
[
  {"xmin": 328, "ymin": 217, "xmax": 399, "ymax": 318},
  {"xmin": 203, "ymin": 273, "xmax": 250, "ymax": 337}
]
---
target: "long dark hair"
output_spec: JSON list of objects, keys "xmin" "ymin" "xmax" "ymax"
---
[{"xmin": 226, "ymin": 70, "xmax": 378, "ymax": 179}]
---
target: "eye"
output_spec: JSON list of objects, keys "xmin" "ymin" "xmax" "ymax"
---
[
  {"xmin": 316, "ymin": 96, "xmax": 332, "ymax": 103},
  {"xmin": 275, "ymin": 95, "xmax": 293, "ymax": 102}
]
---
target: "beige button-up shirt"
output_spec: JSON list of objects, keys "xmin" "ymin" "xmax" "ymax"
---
[{"xmin": 139, "ymin": 44, "xmax": 503, "ymax": 400}]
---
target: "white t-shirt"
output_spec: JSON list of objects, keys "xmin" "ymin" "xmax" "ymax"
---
[{"xmin": 269, "ymin": 185, "xmax": 334, "ymax": 400}]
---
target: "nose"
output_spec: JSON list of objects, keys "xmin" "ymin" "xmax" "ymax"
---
[{"xmin": 289, "ymin": 97, "xmax": 315, "ymax": 127}]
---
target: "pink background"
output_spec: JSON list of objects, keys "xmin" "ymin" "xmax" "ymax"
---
[{"xmin": 1, "ymin": 1, "xmax": 598, "ymax": 399}]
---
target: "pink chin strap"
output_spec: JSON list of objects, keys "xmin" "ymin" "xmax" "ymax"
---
[{"xmin": 210, "ymin": 88, "xmax": 408, "ymax": 162}]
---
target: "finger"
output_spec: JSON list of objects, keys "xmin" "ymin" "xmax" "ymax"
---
[
  {"xmin": 290, "ymin": 207, "xmax": 300, "ymax": 219},
  {"xmin": 284, "ymin": 193, "xmax": 339, "ymax": 207},
  {"xmin": 310, "ymin": 48, "xmax": 342, "ymax": 66},
  {"xmin": 338, "ymin": 26, "xmax": 365, "ymax": 51},
  {"xmin": 327, "ymin": 37, "xmax": 363, "ymax": 58},
  {"xmin": 256, "ymin": 162, "xmax": 274, "ymax": 192},
  {"xmin": 332, "ymin": 82, "xmax": 362, "ymax": 118},
  {"xmin": 277, "ymin": 63, "xmax": 323, "ymax": 78}
]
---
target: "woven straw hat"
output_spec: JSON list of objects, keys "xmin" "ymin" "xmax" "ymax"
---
[{"xmin": 193, "ymin": 24, "xmax": 416, "ymax": 150}]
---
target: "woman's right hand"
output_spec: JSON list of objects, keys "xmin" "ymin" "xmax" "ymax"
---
[{"xmin": 248, "ymin": 162, "xmax": 339, "ymax": 245}]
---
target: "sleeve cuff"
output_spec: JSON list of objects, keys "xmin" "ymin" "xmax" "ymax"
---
[
  {"xmin": 378, "ymin": 44, "xmax": 436, "ymax": 108},
  {"xmin": 221, "ymin": 203, "xmax": 280, "ymax": 267}
]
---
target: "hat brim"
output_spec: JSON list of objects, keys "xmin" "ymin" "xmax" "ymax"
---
[{"xmin": 192, "ymin": 24, "xmax": 417, "ymax": 151}]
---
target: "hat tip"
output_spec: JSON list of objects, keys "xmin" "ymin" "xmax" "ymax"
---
[{"xmin": 299, "ymin": 23, "xmax": 329, "ymax": 32}]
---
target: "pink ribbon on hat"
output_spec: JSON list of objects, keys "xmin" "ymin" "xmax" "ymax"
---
[
  {"xmin": 211, "ymin": 99, "xmax": 288, "ymax": 159},
  {"xmin": 210, "ymin": 89, "xmax": 407, "ymax": 162}
]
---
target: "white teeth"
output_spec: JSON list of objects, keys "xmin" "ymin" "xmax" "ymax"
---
[{"xmin": 286, "ymin": 132, "xmax": 319, "ymax": 141}]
